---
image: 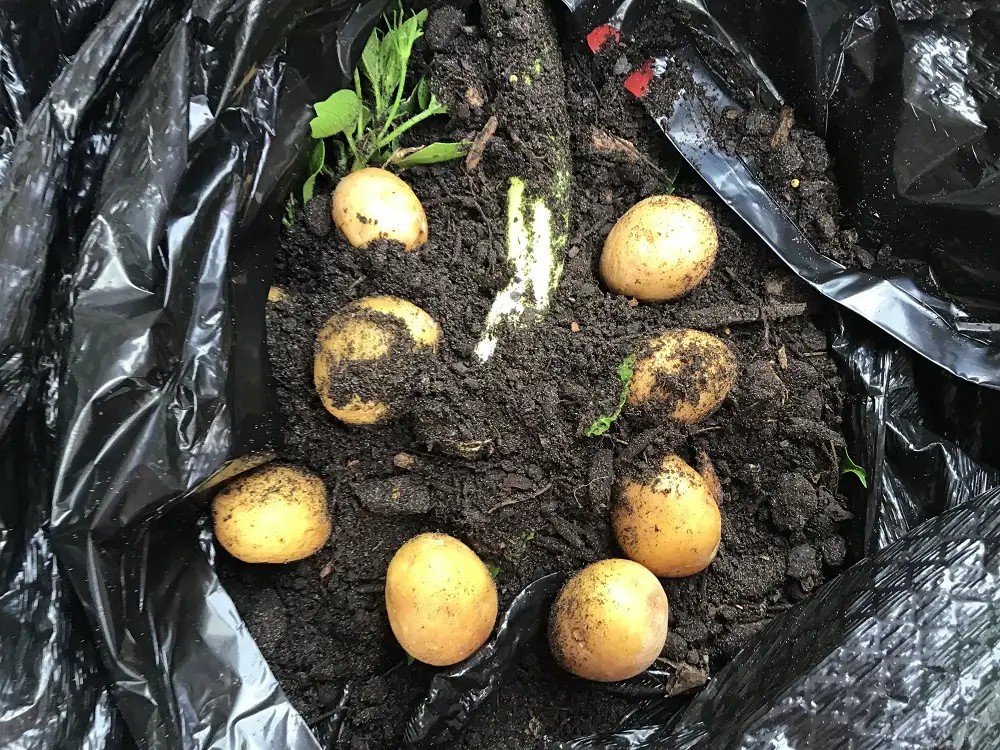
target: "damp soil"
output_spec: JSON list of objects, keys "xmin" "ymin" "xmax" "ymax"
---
[{"xmin": 217, "ymin": 5, "xmax": 854, "ymax": 748}]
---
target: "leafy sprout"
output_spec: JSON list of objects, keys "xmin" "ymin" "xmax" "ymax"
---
[
  {"xmin": 585, "ymin": 355, "xmax": 637, "ymax": 437},
  {"xmin": 485, "ymin": 562, "xmax": 501, "ymax": 579},
  {"xmin": 302, "ymin": 7, "xmax": 469, "ymax": 202},
  {"xmin": 840, "ymin": 449, "xmax": 868, "ymax": 488}
]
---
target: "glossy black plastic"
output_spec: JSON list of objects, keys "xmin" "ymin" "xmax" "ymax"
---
[{"xmin": 5, "ymin": 0, "xmax": 1000, "ymax": 748}]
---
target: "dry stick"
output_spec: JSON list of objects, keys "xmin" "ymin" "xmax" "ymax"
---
[
  {"xmin": 770, "ymin": 107, "xmax": 795, "ymax": 148},
  {"xmin": 466, "ymin": 115, "xmax": 498, "ymax": 171},
  {"xmin": 486, "ymin": 483, "xmax": 553, "ymax": 514},
  {"xmin": 677, "ymin": 302, "xmax": 807, "ymax": 329}
]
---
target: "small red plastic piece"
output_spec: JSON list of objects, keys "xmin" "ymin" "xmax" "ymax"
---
[
  {"xmin": 586, "ymin": 25, "xmax": 621, "ymax": 54},
  {"xmin": 624, "ymin": 59, "xmax": 654, "ymax": 98}
]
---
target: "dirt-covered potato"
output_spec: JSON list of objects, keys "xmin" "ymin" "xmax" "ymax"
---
[
  {"xmin": 548, "ymin": 559, "xmax": 669, "ymax": 682},
  {"xmin": 599, "ymin": 195, "xmax": 718, "ymax": 301},
  {"xmin": 314, "ymin": 296, "xmax": 441, "ymax": 425},
  {"xmin": 628, "ymin": 328, "xmax": 736, "ymax": 424},
  {"xmin": 613, "ymin": 454, "xmax": 721, "ymax": 577},
  {"xmin": 213, "ymin": 465, "xmax": 331, "ymax": 564},
  {"xmin": 384, "ymin": 532, "xmax": 499, "ymax": 666},
  {"xmin": 331, "ymin": 167, "xmax": 428, "ymax": 251}
]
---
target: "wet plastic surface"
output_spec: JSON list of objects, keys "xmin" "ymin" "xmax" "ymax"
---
[
  {"xmin": 4, "ymin": 0, "xmax": 1000, "ymax": 748},
  {"xmin": 1, "ymin": 0, "xmax": 385, "ymax": 747}
]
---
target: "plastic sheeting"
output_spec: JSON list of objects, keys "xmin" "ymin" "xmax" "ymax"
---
[
  {"xmin": 0, "ymin": 0, "xmax": 387, "ymax": 747},
  {"xmin": 4, "ymin": 0, "xmax": 1000, "ymax": 748}
]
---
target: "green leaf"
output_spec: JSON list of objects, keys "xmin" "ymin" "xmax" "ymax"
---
[
  {"xmin": 282, "ymin": 195, "xmax": 295, "ymax": 228},
  {"xmin": 584, "ymin": 355, "xmax": 636, "ymax": 437},
  {"xmin": 406, "ymin": 654, "xmax": 415, "ymax": 666},
  {"xmin": 840, "ymin": 449, "xmax": 868, "ymax": 488},
  {"xmin": 391, "ymin": 141, "xmax": 470, "ymax": 169},
  {"xmin": 360, "ymin": 28, "xmax": 382, "ymax": 94},
  {"xmin": 399, "ymin": 76, "xmax": 427, "ymax": 118},
  {"xmin": 417, "ymin": 76, "xmax": 432, "ymax": 111},
  {"xmin": 310, "ymin": 89, "xmax": 361, "ymax": 139},
  {"xmin": 379, "ymin": 9, "xmax": 427, "ymax": 112},
  {"xmin": 485, "ymin": 562, "xmax": 501, "ymax": 579},
  {"xmin": 302, "ymin": 139, "xmax": 326, "ymax": 203}
]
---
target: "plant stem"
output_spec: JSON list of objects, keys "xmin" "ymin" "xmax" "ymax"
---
[
  {"xmin": 377, "ymin": 105, "xmax": 445, "ymax": 149},
  {"xmin": 354, "ymin": 69, "xmax": 364, "ymax": 142}
]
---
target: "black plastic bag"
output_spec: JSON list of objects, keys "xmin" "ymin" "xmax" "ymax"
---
[
  {"xmin": 6, "ymin": 0, "xmax": 1000, "ymax": 748},
  {"xmin": 0, "ymin": 0, "xmax": 386, "ymax": 746}
]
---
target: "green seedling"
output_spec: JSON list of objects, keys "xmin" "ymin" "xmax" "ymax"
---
[
  {"xmin": 840, "ymin": 449, "xmax": 868, "ymax": 488},
  {"xmin": 585, "ymin": 355, "xmax": 637, "ymax": 437},
  {"xmin": 304, "ymin": 7, "xmax": 468, "ymax": 201},
  {"xmin": 485, "ymin": 562, "xmax": 501, "ymax": 580}
]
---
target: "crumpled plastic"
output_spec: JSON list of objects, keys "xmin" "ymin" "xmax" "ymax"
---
[
  {"xmin": 5, "ymin": 0, "xmax": 1000, "ymax": 748},
  {"xmin": 0, "ymin": 0, "xmax": 386, "ymax": 747}
]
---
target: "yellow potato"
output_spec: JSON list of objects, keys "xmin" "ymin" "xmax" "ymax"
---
[
  {"xmin": 314, "ymin": 296, "xmax": 441, "ymax": 425},
  {"xmin": 213, "ymin": 465, "xmax": 331, "ymax": 564},
  {"xmin": 628, "ymin": 328, "xmax": 736, "ymax": 424},
  {"xmin": 331, "ymin": 168, "xmax": 428, "ymax": 251},
  {"xmin": 385, "ymin": 533, "xmax": 499, "ymax": 666},
  {"xmin": 548, "ymin": 559, "xmax": 668, "ymax": 682},
  {"xmin": 600, "ymin": 195, "xmax": 718, "ymax": 301},
  {"xmin": 613, "ymin": 455, "xmax": 721, "ymax": 577}
]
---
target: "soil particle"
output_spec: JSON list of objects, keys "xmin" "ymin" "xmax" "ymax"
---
[
  {"xmin": 787, "ymin": 544, "xmax": 822, "ymax": 584},
  {"xmin": 352, "ymin": 475, "xmax": 434, "ymax": 515},
  {"xmin": 425, "ymin": 5, "xmax": 466, "ymax": 51},
  {"xmin": 769, "ymin": 472, "xmax": 818, "ymax": 532},
  {"xmin": 819, "ymin": 534, "xmax": 847, "ymax": 568},
  {"xmin": 304, "ymin": 192, "xmax": 332, "ymax": 237}
]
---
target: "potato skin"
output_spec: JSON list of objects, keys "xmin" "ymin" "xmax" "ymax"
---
[
  {"xmin": 385, "ymin": 533, "xmax": 499, "ymax": 666},
  {"xmin": 213, "ymin": 465, "xmax": 331, "ymax": 564},
  {"xmin": 628, "ymin": 328, "xmax": 736, "ymax": 424},
  {"xmin": 613, "ymin": 455, "xmax": 721, "ymax": 577},
  {"xmin": 548, "ymin": 559, "xmax": 668, "ymax": 682},
  {"xmin": 599, "ymin": 195, "xmax": 717, "ymax": 302},
  {"xmin": 314, "ymin": 296, "xmax": 441, "ymax": 425},
  {"xmin": 332, "ymin": 168, "xmax": 428, "ymax": 251}
]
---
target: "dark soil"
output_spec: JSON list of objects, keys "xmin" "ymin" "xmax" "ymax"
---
[{"xmin": 217, "ymin": 4, "xmax": 854, "ymax": 748}]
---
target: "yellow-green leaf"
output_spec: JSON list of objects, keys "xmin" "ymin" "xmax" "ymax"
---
[
  {"xmin": 310, "ymin": 89, "xmax": 361, "ymax": 139},
  {"xmin": 391, "ymin": 141, "xmax": 470, "ymax": 169},
  {"xmin": 302, "ymin": 139, "xmax": 326, "ymax": 203}
]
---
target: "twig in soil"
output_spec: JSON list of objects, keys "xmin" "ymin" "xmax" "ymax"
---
[
  {"xmin": 590, "ymin": 127, "xmax": 667, "ymax": 177},
  {"xmin": 345, "ymin": 275, "xmax": 366, "ymax": 296},
  {"xmin": 466, "ymin": 115, "xmax": 498, "ymax": 171},
  {"xmin": 677, "ymin": 302, "xmax": 807, "ymax": 330},
  {"xmin": 770, "ymin": 107, "xmax": 795, "ymax": 148},
  {"xmin": 486, "ymin": 483, "xmax": 552, "ymax": 513},
  {"xmin": 692, "ymin": 425, "xmax": 723, "ymax": 435},
  {"xmin": 572, "ymin": 477, "xmax": 609, "ymax": 505}
]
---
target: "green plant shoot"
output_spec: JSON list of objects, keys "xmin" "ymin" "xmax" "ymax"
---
[
  {"xmin": 307, "ymin": 8, "xmax": 468, "ymax": 180},
  {"xmin": 585, "ymin": 355, "xmax": 637, "ymax": 437},
  {"xmin": 840, "ymin": 449, "xmax": 868, "ymax": 488}
]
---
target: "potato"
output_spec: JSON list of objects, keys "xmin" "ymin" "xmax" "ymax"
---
[
  {"xmin": 599, "ymin": 195, "xmax": 717, "ymax": 301},
  {"xmin": 613, "ymin": 454, "xmax": 721, "ymax": 577},
  {"xmin": 548, "ymin": 559, "xmax": 668, "ymax": 682},
  {"xmin": 628, "ymin": 328, "xmax": 736, "ymax": 424},
  {"xmin": 213, "ymin": 465, "xmax": 331, "ymax": 564},
  {"xmin": 384, "ymin": 533, "xmax": 499, "ymax": 666},
  {"xmin": 331, "ymin": 167, "xmax": 428, "ymax": 251},
  {"xmin": 314, "ymin": 296, "xmax": 441, "ymax": 425}
]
